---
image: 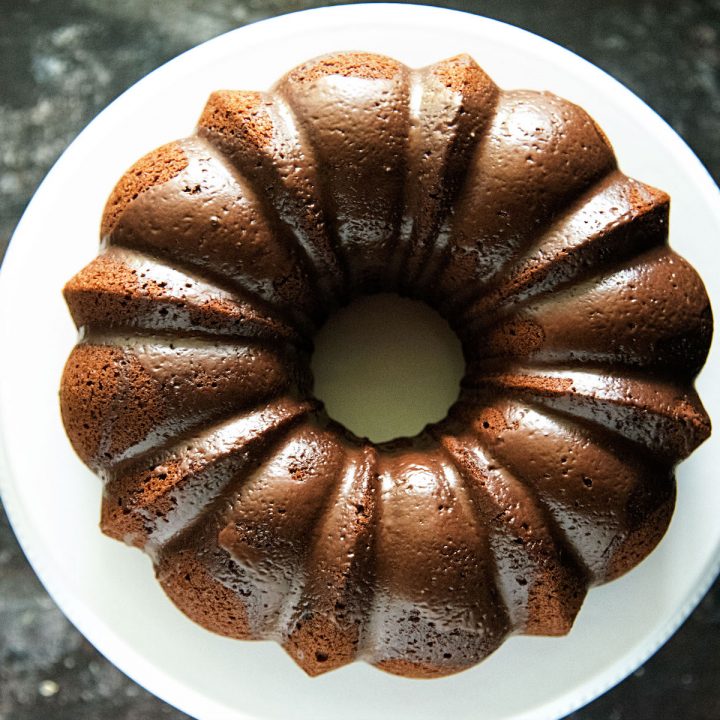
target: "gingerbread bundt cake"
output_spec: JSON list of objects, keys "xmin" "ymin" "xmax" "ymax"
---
[{"xmin": 60, "ymin": 52, "xmax": 712, "ymax": 678}]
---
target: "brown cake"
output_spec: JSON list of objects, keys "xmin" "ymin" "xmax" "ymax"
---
[{"xmin": 60, "ymin": 52, "xmax": 712, "ymax": 678}]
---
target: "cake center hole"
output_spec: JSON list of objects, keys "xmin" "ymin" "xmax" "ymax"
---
[{"xmin": 311, "ymin": 294, "xmax": 465, "ymax": 443}]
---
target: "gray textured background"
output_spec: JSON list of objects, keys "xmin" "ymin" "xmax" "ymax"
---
[{"xmin": 1, "ymin": 1, "xmax": 719, "ymax": 718}]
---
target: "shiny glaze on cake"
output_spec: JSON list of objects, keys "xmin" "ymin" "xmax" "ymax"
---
[{"xmin": 60, "ymin": 52, "xmax": 712, "ymax": 678}]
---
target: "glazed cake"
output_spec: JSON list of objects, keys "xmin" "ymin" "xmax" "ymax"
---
[{"xmin": 60, "ymin": 52, "xmax": 712, "ymax": 678}]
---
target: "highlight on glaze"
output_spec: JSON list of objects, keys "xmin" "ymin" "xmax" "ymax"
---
[{"xmin": 60, "ymin": 52, "xmax": 712, "ymax": 678}]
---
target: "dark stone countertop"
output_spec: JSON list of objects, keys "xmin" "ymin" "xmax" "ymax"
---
[{"xmin": 1, "ymin": 1, "xmax": 718, "ymax": 718}]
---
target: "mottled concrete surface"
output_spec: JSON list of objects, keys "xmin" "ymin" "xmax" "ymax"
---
[{"xmin": 1, "ymin": 1, "xmax": 719, "ymax": 718}]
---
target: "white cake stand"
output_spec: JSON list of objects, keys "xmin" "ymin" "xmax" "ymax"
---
[{"xmin": 1, "ymin": 5, "xmax": 718, "ymax": 720}]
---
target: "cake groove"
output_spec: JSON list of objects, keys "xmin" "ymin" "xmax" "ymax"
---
[
  {"xmin": 104, "ymin": 239, "xmax": 314, "ymax": 339},
  {"xmin": 426, "ymin": 89, "xmax": 618, "ymax": 313},
  {"xmin": 396, "ymin": 56, "xmax": 500, "ymax": 293},
  {"xmin": 64, "ymin": 247, "xmax": 305, "ymax": 344},
  {"xmin": 268, "ymin": 92, "xmax": 351, "ymax": 301},
  {"xmin": 366, "ymin": 444, "xmax": 510, "ymax": 677},
  {"xmin": 438, "ymin": 432, "xmax": 588, "ymax": 635},
  {"xmin": 217, "ymin": 417, "xmax": 348, "ymax": 635},
  {"xmin": 197, "ymin": 86, "xmax": 348, "ymax": 301},
  {"xmin": 100, "ymin": 397, "xmax": 314, "ymax": 551},
  {"xmin": 275, "ymin": 52, "xmax": 411, "ymax": 292},
  {"xmin": 461, "ymin": 398, "xmax": 677, "ymax": 582},
  {"xmin": 469, "ymin": 247, "xmax": 712, "ymax": 375},
  {"xmin": 282, "ymin": 443, "xmax": 379, "ymax": 674},
  {"xmin": 469, "ymin": 367, "xmax": 710, "ymax": 458},
  {"xmin": 61, "ymin": 336, "xmax": 307, "ymax": 473},
  {"xmin": 460, "ymin": 172, "xmax": 670, "ymax": 337},
  {"xmin": 188, "ymin": 132, "xmax": 330, "ymax": 322}
]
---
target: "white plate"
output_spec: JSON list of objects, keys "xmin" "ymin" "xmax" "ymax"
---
[{"xmin": 1, "ymin": 4, "xmax": 718, "ymax": 720}]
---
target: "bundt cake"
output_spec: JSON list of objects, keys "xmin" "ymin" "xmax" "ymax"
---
[{"xmin": 60, "ymin": 52, "xmax": 712, "ymax": 678}]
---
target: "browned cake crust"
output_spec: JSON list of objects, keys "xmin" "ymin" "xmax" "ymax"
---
[
  {"xmin": 60, "ymin": 52, "xmax": 712, "ymax": 679},
  {"xmin": 102, "ymin": 142, "xmax": 189, "ymax": 237}
]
